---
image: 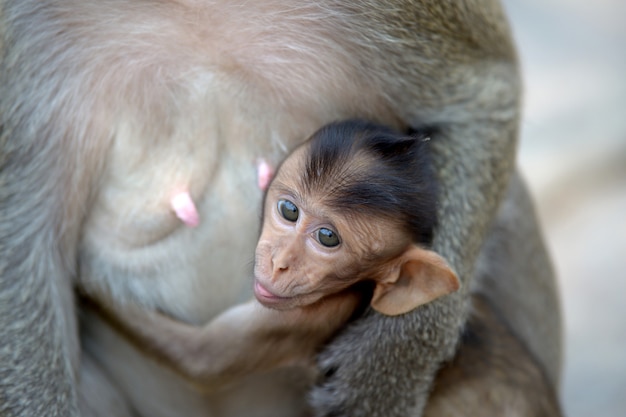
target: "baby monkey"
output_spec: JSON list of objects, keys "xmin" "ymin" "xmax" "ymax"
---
[{"xmin": 87, "ymin": 119, "xmax": 459, "ymax": 389}]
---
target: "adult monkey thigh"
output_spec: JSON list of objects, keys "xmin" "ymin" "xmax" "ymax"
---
[{"xmin": 0, "ymin": 1, "xmax": 521, "ymax": 417}]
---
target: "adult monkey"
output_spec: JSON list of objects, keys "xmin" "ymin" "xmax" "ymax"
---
[{"xmin": 0, "ymin": 2, "xmax": 562, "ymax": 417}]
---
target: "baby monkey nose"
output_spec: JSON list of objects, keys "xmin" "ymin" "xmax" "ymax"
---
[
  {"xmin": 272, "ymin": 251, "xmax": 293, "ymax": 274},
  {"xmin": 270, "ymin": 241, "xmax": 299, "ymax": 276},
  {"xmin": 273, "ymin": 260, "xmax": 289, "ymax": 273},
  {"xmin": 270, "ymin": 260, "xmax": 289, "ymax": 282}
]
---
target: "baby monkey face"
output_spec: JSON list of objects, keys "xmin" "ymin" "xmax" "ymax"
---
[{"xmin": 253, "ymin": 148, "xmax": 408, "ymax": 310}]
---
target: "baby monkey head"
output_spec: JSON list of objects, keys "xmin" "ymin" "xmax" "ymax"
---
[{"xmin": 254, "ymin": 120, "xmax": 459, "ymax": 315}]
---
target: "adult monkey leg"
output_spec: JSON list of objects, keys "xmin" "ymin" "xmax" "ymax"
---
[{"xmin": 310, "ymin": 2, "xmax": 521, "ymax": 416}]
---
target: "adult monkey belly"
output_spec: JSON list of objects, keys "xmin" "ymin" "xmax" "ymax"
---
[{"xmin": 0, "ymin": 1, "xmax": 562, "ymax": 417}]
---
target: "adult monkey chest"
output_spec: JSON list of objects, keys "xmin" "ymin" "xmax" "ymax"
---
[{"xmin": 76, "ymin": 1, "xmax": 410, "ymax": 324}]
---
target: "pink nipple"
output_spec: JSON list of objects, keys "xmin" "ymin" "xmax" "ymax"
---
[
  {"xmin": 257, "ymin": 159, "xmax": 274, "ymax": 191},
  {"xmin": 171, "ymin": 191, "xmax": 199, "ymax": 227}
]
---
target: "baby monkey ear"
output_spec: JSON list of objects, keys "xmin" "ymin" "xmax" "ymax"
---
[{"xmin": 370, "ymin": 245, "xmax": 460, "ymax": 316}]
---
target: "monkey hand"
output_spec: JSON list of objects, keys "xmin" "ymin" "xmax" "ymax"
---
[{"xmin": 309, "ymin": 300, "xmax": 462, "ymax": 417}]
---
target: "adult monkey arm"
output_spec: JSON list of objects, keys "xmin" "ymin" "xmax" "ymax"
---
[
  {"xmin": 0, "ymin": 3, "xmax": 109, "ymax": 415},
  {"xmin": 424, "ymin": 172, "xmax": 563, "ymax": 417},
  {"xmin": 310, "ymin": 2, "xmax": 520, "ymax": 416}
]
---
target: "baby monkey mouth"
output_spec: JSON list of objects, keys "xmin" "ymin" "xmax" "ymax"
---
[{"xmin": 253, "ymin": 280, "xmax": 296, "ymax": 309}]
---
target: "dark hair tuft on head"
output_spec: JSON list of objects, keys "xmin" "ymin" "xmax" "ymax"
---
[{"xmin": 303, "ymin": 119, "xmax": 438, "ymax": 245}]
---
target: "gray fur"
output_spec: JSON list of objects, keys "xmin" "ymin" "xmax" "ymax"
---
[{"xmin": 0, "ymin": 1, "xmax": 560, "ymax": 416}]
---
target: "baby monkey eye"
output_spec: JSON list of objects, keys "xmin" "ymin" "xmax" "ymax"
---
[
  {"xmin": 317, "ymin": 227, "xmax": 340, "ymax": 247},
  {"xmin": 277, "ymin": 199, "xmax": 299, "ymax": 222}
]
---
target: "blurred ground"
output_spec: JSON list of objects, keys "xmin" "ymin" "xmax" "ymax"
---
[{"xmin": 503, "ymin": 1, "xmax": 626, "ymax": 416}]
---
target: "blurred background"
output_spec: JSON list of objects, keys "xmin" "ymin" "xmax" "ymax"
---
[{"xmin": 503, "ymin": 1, "xmax": 626, "ymax": 416}]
